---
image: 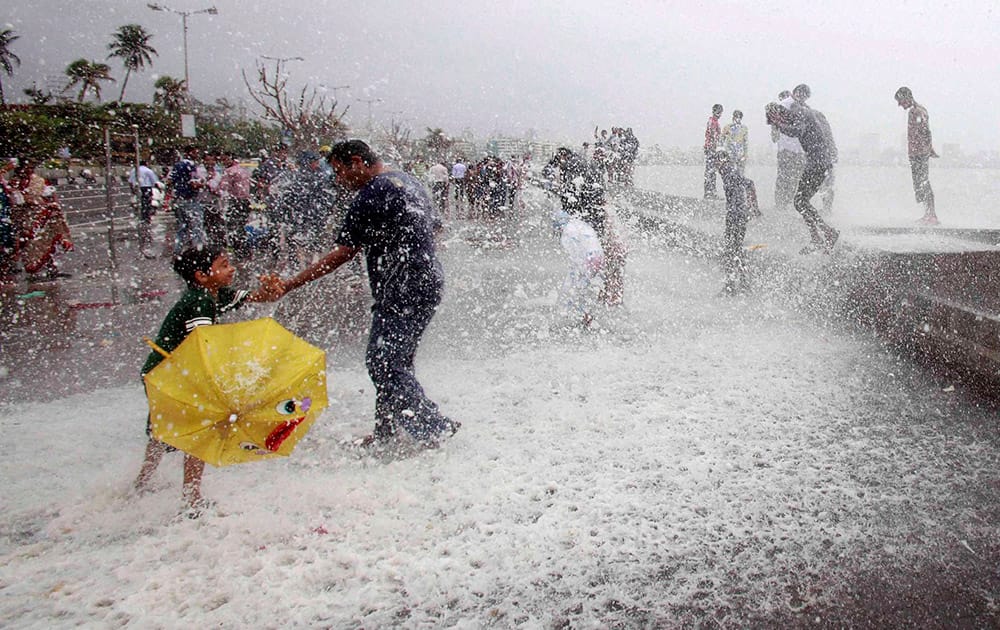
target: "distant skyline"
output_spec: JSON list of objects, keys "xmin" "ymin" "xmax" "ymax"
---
[{"xmin": 5, "ymin": 1, "xmax": 1000, "ymax": 153}]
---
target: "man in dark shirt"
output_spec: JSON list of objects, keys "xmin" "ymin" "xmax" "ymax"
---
[
  {"xmin": 542, "ymin": 147, "xmax": 627, "ymax": 305},
  {"xmin": 766, "ymin": 88, "xmax": 839, "ymax": 253},
  {"xmin": 895, "ymin": 86, "xmax": 939, "ymax": 225},
  {"xmin": 168, "ymin": 146, "xmax": 206, "ymax": 254},
  {"xmin": 542, "ymin": 148, "xmax": 607, "ymax": 237},
  {"xmin": 279, "ymin": 140, "xmax": 458, "ymax": 449}
]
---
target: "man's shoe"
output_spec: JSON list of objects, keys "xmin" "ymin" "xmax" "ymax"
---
[
  {"xmin": 918, "ymin": 215, "xmax": 940, "ymax": 226},
  {"xmin": 420, "ymin": 420, "xmax": 462, "ymax": 450}
]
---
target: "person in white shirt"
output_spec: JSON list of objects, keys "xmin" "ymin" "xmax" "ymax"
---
[
  {"xmin": 553, "ymin": 209, "xmax": 604, "ymax": 328},
  {"xmin": 427, "ymin": 162, "xmax": 450, "ymax": 217},
  {"xmin": 771, "ymin": 90, "xmax": 805, "ymax": 210},
  {"xmin": 450, "ymin": 161, "xmax": 467, "ymax": 215},
  {"xmin": 128, "ymin": 160, "xmax": 161, "ymax": 257}
]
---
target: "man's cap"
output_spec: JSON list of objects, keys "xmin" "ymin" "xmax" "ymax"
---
[{"xmin": 895, "ymin": 86, "xmax": 913, "ymax": 101}]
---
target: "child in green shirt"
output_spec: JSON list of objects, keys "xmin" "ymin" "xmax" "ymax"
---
[{"xmin": 134, "ymin": 246, "xmax": 282, "ymax": 514}]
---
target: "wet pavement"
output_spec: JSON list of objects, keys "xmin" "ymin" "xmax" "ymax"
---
[{"xmin": 0, "ymin": 219, "xmax": 186, "ymax": 406}]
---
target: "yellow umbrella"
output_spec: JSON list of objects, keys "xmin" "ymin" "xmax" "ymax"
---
[{"xmin": 143, "ymin": 317, "xmax": 327, "ymax": 467}]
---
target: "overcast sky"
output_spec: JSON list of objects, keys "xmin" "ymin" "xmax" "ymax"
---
[{"xmin": 6, "ymin": 1, "xmax": 1000, "ymax": 153}]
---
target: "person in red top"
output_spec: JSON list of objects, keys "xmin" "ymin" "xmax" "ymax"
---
[
  {"xmin": 895, "ymin": 87, "xmax": 939, "ymax": 225},
  {"xmin": 704, "ymin": 104, "xmax": 724, "ymax": 199}
]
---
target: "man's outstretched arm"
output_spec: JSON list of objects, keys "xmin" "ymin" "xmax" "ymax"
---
[{"xmin": 281, "ymin": 244, "xmax": 360, "ymax": 294}]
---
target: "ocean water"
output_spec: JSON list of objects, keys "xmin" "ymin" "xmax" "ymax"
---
[{"xmin": 635, "ymin": 163, "xmax": 1000, "ymax": 229}]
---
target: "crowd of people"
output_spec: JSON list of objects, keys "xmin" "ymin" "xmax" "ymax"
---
[
  {"xmin": 2, "ymin": 84, "xmax": 939, "ymax": 307},
  {"xmin": 584, "ymin": 126, "xmax": 641, "ymax": 188},
  {"xmin": 413, "ymin": 154, "xmax": 530, "ymax": 233},
  {"xmin": 702, "ymin": 85, "xmax": 839, "ymax": 292},
  {"xmin": 704, "ymin": 82, "xmax": 939, "ymax": 292},
  {"xmin": 162, "ymin": 144, "xmax": 346, "ymax": 271}
]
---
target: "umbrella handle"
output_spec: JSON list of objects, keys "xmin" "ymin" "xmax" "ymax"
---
[{"xmin": 143, "ymin": 336, "xmax": 171, "ymax": 358}]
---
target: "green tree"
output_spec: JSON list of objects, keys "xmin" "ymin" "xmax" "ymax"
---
[
  {"xmin": 64, "ymin": 58, "xmax": 116, "ymax": 103},
  {"xmin": 0, "ymin": 27, "xmax": 21, "ymax": 105},
  {"xmin": 107, "ymin": 24, "xmax": 157, "ymax": 103},
  {"xmin": 153, "ymin": 75, "xmax": 186, "ymax": 113}
]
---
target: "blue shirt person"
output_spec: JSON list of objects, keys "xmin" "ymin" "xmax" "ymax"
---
[
  {"xmin": 279, "ymin": 140, "xmax": 458, "ymax": 450},
  {"xmin": 168, "ymin": 146, "xmax": 207, "ymax": 253}
]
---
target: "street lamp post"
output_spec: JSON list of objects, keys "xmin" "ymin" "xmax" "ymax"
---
[{"xmin": 147, "ymin": 3, "xmax": 218, "ymax": 99}]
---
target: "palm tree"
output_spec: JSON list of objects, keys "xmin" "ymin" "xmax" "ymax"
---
[
  {"xmin": 0, "ymin": 27, "xmax": 21, "ymax": 105},
  {"xmin": 64, "ymin": 59, "xmax": 116, "ymax": 103},
  {"xmin": 153, "ymin": 75, "xmax": 186, "ymax": 113},
  {"xmin": 107, "ymin": 24, "xmax": 157, "ymax": 103}
]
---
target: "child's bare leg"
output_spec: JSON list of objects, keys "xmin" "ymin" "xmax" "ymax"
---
[
  {"xmin": 134, "ymin": 439, "xmax": 166, "ymax": 492},
  {"xmin": 182, "ymin": 455, "xmax": 205, "ymax": 507}
]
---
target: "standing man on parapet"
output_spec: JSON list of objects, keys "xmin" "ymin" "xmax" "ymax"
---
[
  {"xmin": 704, "ymin": 104, "xmax": 724, "ymax": 199},
  {"xmin": 895, "ymin": 87, "xmax": 939, "ymax": 225}
]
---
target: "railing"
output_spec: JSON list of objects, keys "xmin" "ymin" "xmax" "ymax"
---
[{"xmin": 58, "ymin": 181, "xmax": 138, "ymax": 233}]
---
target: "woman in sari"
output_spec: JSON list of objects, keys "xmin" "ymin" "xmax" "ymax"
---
[{"xmin": 8, "ymin": 160, "xmax": 73, "ymax": 279}]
